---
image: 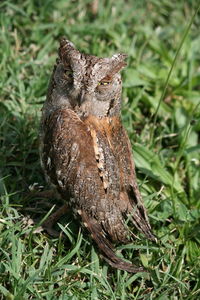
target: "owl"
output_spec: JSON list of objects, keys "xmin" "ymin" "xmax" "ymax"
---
[{"xmin": 40, "ymin": 37, "xmax": 156, "ymax": 273}]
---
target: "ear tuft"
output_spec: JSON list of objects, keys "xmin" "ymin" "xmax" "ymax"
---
[
  {"xmin": 112, "ymin": 53, "xmax": 128, "ymax": 61},
  {"xmin": 59, "ymin": 37, "xmax": 77, "ymax": 61},
  {"xmin": 59, "ymin": 37, "xmax": 75, "ymax": 48},
  {"xmin": 108, "ymin": 53, "xmax": 127, "ymax": 76}
]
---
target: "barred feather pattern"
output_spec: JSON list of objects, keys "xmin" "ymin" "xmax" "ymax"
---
[{"xmin": 40, "ymin": 38, "xmax": 156, "ymax": 273}]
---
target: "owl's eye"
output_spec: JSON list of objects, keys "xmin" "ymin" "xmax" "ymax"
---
[
  {"xmin": 98, "ymin": 81, "xmax": 110, "ymax": 86},
  {"xmin": 64, "ymin": 69, "xmax": 73, "ymax": 78}
]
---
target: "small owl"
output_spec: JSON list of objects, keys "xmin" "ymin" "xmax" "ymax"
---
[{"xmin": 40, "ymin": 38, "xmax": 156, "ymax": 273}]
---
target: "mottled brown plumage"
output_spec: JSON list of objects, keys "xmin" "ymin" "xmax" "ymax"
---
[{"xmin": 40, "ymin": 38, "xmax": 156, "ymax": 272}]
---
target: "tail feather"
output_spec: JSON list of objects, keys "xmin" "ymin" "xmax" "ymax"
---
[{"xmin": 81, "ymin": 210, "xmax": 145, "ymax": 273}]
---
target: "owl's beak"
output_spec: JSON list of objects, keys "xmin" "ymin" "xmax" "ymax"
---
[{"xmin": 78, "ymin": 90, "xmax": 85, "ymax": 105}]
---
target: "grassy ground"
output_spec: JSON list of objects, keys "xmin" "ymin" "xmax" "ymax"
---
[{"xmin": 0, "ymin": 0, "xmax": 200, "ymax": 299}]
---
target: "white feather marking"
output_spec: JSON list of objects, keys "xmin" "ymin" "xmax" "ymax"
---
[
  {"xmin": 47, "ymin": 157, "xmax": 51, "ymax": 167},
  {"xmin": 57, "ymin": 180, "xmax": 64, "ymax": 188},
  {"xmin": 56, "ymin": 170, "xmax": 61, "ymax": 176}
]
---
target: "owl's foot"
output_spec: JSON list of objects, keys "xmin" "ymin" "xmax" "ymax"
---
[
  {"xmin": 42, "ymin": 203, "xmax": 68, "ymax": 238},
  {"xmin": 25, "ymin": 188, "xmax": 60, "ymax": 200}
]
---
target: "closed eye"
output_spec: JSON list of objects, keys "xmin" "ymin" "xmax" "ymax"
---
[{"xmin": 64, "ymin": 69, "xmax": 73, "ymax": 78}]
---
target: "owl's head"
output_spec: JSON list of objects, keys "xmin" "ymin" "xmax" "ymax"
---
[{"xmin": 46, "ymin": 38, "xmax": 127, "ymax": 118}]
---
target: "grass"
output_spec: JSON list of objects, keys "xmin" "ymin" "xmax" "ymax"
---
[{"xmin": 0, "ymin": 0, "xmax": 200, "ymax": 299}]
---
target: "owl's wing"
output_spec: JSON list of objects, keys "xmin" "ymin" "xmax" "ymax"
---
[
  {"xmin": 112, "ymin": 123, "xmax": 156, "ymax": 242},
  {"xmin": 41, "ymin": 109, "xmax": 144, "ymax": 273}
]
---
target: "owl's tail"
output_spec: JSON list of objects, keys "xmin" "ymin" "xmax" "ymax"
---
[{"xmin": 81, "ymin": 210, "xmax": 145, "ymax": 273}]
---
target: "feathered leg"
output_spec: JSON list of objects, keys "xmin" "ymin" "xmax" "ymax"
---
[{"xmin": 42, "ymin": 203, "xmax": 69, "ymax": 237}]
